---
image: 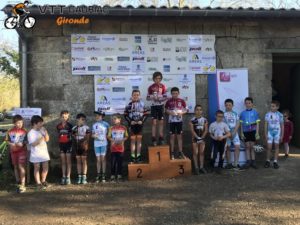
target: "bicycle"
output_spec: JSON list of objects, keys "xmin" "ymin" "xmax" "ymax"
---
[{"xmin": 4, "ymin": 12, "xmax": 36, "ymax": 29}]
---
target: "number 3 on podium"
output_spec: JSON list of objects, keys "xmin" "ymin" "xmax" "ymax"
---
[{"xmin": 179, "ymin": 165, "xmax": 184, "ymax": 175}]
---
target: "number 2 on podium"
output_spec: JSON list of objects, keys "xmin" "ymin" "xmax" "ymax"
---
[{"xmin": 137, "ymin": 168, "xmax": 143, "ymax": 178}]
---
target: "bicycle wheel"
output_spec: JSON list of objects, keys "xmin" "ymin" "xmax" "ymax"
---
[
  {"xmin": 4, "ymin": 17, "xmax": 17, "ymax": 29},
  {"xmin": 24, "ymin": 16, "xmax": 36, "ymax": 29}
]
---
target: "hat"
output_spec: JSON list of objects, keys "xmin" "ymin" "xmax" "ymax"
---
[{"xmin": 94, "ymin": 108, "xmax": 105, "ymax": 117}]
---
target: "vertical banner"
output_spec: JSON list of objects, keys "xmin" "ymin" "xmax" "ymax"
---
[{"xmin": 94, "ymin": 74, "xmax": 196, "ymax": 114}]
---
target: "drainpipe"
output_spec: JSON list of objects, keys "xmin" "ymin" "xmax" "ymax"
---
[{"xmin": 17, "ymin": 30, "xmax": 27, "ymax": 108}]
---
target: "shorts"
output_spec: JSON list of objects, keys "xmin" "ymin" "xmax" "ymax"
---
[
  {"xmin": 130, "ymin": 124, "xmax": 143, "ymax": 135},
  {"xmin": 169, "ymin": 122, "xmax": 183, "ymax": 135},
  {"xmin": 59, "ymin": 142, "xmax": 72, "ymax": 154},
  {"xmin": 151, "ymin": 105, "xmax": 164, "ymax": 120},
  {"xmin": 193, "ymin": 137, "xmax": 205, "ymax": 144},
  {"xmin": 267, "ymin": 129, "xmax": 280, "ymax": 144},
  {"xmin": 243, "ymin": 131, "xmax": 256, "ymax": 142},
  {"xmin": 94, "ymin": 146, "xmax": 107, "ymax": 157},
  {"xmin": 226, "ymin": 133, "xmax": 240, "ymax": 146},
  {"xmin": 73, "ymin": 140, "xmax": 89, "ymax": 156},
  {"xmin": 11, "ymin": 150, "xmax": 27, "ymax": 166}
]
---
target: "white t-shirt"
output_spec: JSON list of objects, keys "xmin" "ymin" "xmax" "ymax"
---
[
  {"xmin": 28, "ymin": 129, "xmax": 50, "ymax": 163},
  {"xmin": 209, "ymin": 121, "xmax": 230, "ymax": 138}
]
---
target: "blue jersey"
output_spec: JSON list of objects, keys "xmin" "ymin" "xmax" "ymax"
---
[
  {"xmin": 240, "ymin": 109, "xmax": 260, "ymax": 132},
  {"xmin": 92, "ymin": 121, "xmax": 110, "ymax": 147},
  {"xmin": 265, "ymin": 111, "xmax": 283, "ymax": 132}
]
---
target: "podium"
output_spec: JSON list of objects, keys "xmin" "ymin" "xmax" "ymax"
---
[{"xmin": 128, "ymin": 145, "xmax": 192, "ymax": 181}]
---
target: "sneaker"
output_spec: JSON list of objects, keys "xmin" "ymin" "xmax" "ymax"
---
[
  {"xmin": 171, "ymin": 152, "xmax": 175, "ymax": 160},
  {"xmin": 60, "ymin": 177, "xmax": 66, "ymax": 185},
  {"xmin": 273, "ymin": 162, "xmax": 280, "ymax": 169},
  {"xmin": 42, "ymin": 181, "xmax": 49, "ymax": 188},
  {"xmin": 81, "ymin": 175, "xmax": 88, "ymax": 184},
  {"xmin": 18, "ymin": 184, "xmax": 26, "ymax": 193},
  {"xmin": 65, "ymin": 177, "xmax": 71, "ymax": 185},
  {"xmin": 136, "ymin": 155, "xmax": 142, "ymax": 163},
  {"xmin": 199, "ymin": 168, "xmax": 208, "ymax": 174},
  {"xmin": 36, "ymin": 184, "xmax": 46, "ymax": 191},
  {"xmin": 117, "ymin": 175, "xmax": 123, "ymax": 182},
  {"xmin": 264, "ymin": 161, "xmax": 271, "ymax": 168},
  {"xmin": 95, "ymin": 175, "xmax": 100, "ymax": 184},
  {"xmin": 76, "ymin": 175, "xmax": 82, "ymax": 184},
  {"xmin": 101, "ymin": 174, "xmax": 106, "ymax": 183},
  {"xmin": 178, "ymin": 151, "xmax": 185, "ymax": 159},
  {"xmin": 130, "ymin": 156, "xmax": 136, "ymax": 164},
  {"xmin": 158, "ymin": 137, "xmax": 165, "ymax": 145},
  {"xmin": 110, "ymin": 175, "xmax": 116, "ymax": 182},
  {"xmin": 152, "ymin": 137, "xmax": 157, "ymax": 146},
  {"xmin": 225, "ymin": 164, "xmax": 233, "ymax": 169}
]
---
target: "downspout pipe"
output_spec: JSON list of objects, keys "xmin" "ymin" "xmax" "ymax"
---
[{"xmin": 21, "ymin": 38, "xmax": 27, "ymax": 108}]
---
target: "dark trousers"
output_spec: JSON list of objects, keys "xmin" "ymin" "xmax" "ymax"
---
[
  {"xmin": 210, "ymin": 139, "xmax": 226, "ymax": 168},
  {"xmin": 111, "ymin": 152, "xmax": 123, "ymax": 176}
]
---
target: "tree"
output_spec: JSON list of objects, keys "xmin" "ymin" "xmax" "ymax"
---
[{"xmin": 0, "ymin": 45, "xmax": 19, "ymax": 78}]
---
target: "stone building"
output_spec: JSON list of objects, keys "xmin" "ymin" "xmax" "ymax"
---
[{"xmin": 2, "ymin": 5, "xmax": 300, "ymax": 153}]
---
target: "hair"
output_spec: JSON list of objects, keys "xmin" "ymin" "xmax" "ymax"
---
[
  {"xmin": 225, "ymin": 99, "xmax": 234, "ymax": 105},
  {"xmin": 171, "ymin": 87, "xmax": 180, "ymax": 93},
  {"xmin": 282, "ymin": 109, "xmax": 292, "ymax": 118},
  {"xmin": 244, "ymin": 97, "xmax": 253, "ymax": 103},
  {"xmin": 215, "ymin": 110, "xmax": 224, "ymax": 115},
  {"xmin": 113, "ymin": 113, "xmax": 122, "ymax": 120},
  {"xmin": 132, "ymin": 89, "xmax": 140, "ymax": 95},
  {"xmin": 152, "ymin": 71, "xmax": 163, "ymax": 80},
  {"xmin": 60, "ymin": 110, "xmax": 69, "ymax": 116},
  {"xmin": 271, "ymin": 100, "xmax": 280, "ymax": 107},
  {"xmin": 76, "ymin": 113, "xmax": 86, "ymax": 120},
  {"xmin": 31, "ymin": 115, "xmax": 43, "ymax": 126},
  {"xmin": 12, "ymin": 114, "xmax": 23, "ymax": 124},
  {"xmin": 194, "ymin": 104, "xmax": 202, "ymax": 110},
  {"xmin": 24, "ymin": 0, "xmax": 30, "ymax": 5}
]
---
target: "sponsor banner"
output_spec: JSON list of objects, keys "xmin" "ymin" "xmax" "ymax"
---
[
  {"xmin": 95, "ymin": 74, "xmax": 196, "ymax": 114},
  {"xmin": 14, "ymin": 108, "xmax": 42, "ymax": 128},
  {"xmin": 71, "ymin": 34, "xmax": 216, "ymax": 75}
]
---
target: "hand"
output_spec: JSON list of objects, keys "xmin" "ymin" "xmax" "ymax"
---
[
  {"xmin": 217, "ymin": 136, "xmax": 223, "ymax": 141},
  {"xmin": 16, "ymin": 143, "xmax": 23, "ymax": 147},
  {"xmin": 171, "ymin": 111, "xmax": 177, "ymax": 116},
  {"xmin": 255, "ymin": 133, "xmax": 260, "ymax": 140},
  {"xmin": 131, "ymin": 121, "xmax": 136, "ymax": 125},
  {"xmin": 137, "ymin": 121, "xmax": 142, "ymax": 125},
  {"xmin": 241, "ymin": 134, "xmax": 245, "ymax": 141}
]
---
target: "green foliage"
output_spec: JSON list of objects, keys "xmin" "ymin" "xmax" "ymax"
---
[
  {"xmin": 0, "ymin": 48, "xmax": 19, "ymax": 78},
  {"xmin": 0, "ymin": 75, "xmax": 20, "ymax": 111}
]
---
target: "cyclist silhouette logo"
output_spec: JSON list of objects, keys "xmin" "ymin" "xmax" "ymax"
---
[{"xmin": 4, "ymin": 1, "xmax": 36, "ymax": 29}]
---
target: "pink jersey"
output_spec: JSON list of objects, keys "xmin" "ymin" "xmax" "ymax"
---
[
  {"xmin": 147, "ymin": 83, "xmax": 167, "ymax": 106},
  {"xmin": 165, "ymin": 98, "xmax": 187, "ymax": 123}
]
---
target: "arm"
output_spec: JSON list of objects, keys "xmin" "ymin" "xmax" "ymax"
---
[
  {"xmin": 210, "ymin": 133, "xmax": 217, "ymax": 141},
  {"xmin": 290, "ymin": 122, "xmax": 294, "ymax": 139},
  {"xmin": 280, "ymin": 122, "xmax": 284, "ymax": 142},
  {"xmin": 201, "ymin": 121, "xmax": 208, "ymax": 139},
  {"xmin": 189, "ymin": 121, "xmax": 198, "ymax": 138},
  {"xmin": 264, "ymin": 121, "xmax": 268, "ymax": 141},
  {"xmin": 233, "ymin": 120, "xmax": 240, "ymax": 136}
]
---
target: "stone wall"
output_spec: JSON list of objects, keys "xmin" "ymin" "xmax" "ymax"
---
[{"xmin": 21, "ymin": 17, "xmax": 300, "ymax": 155}]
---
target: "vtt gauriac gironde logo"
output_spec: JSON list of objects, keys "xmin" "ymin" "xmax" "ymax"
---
[{"xmin": 4, "ymin": 1, "xmax": 36, "ymax": 29}]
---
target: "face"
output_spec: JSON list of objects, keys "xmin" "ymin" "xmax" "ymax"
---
[
  {"xmin": 283, "ymin": 113, "xmax": 289, "ymax": 121},
  {"xmin": 270, "ymin": 103, "xmax": 278, "ymax": 112},
  {"xmin": 225, "ymin": 102, "xmax": 233, "ymax": 111},
  {"xmin": 153, "ymin": 75, "xmax": 162, "ymax": 84},
  {"xmin": 195, "ymin": 107, "xmax": 203, "ymax": 116},
  {"xmin": 61, "ymin": 113, "xmax": 69, "ymax": 122},
  {"xmin": 113, "ymin": 116, "xmax": 121, "ymax": 125},
  {"xmin": 77, "ymin": 117, "xmax": 86, "ymax": 126},
  {"xmin": 36, "ymin": 121, "xmax": 44, "ymax": 129},
  {"xmin": 132, "ymin": 91, "xmax": 140, "ymax": 101},
  {"xmin": 245, "ymin": 100, "xmax": 253, "ymax": 109},
  {"xmin": 171, "ymin": 91, "xmax": 179, "ymax": 99},
  {"xmin": 15, "ymin": 120, "xmax": 23, "ymax": 129},
  {"xmin": 95, "ymin": 114, "xmax": 103, "ymax": 121},
  {"xmin": 216, "ymin": 113, "xmax": 224, "ymax": 122}
]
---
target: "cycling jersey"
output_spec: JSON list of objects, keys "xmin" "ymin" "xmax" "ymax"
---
[
  {"xmin": 72, "ymin": 125, "xmax": 91, "ymax": 141},
  {"xmin": 240, "ymin": 109, "xmax": 260, "ymax": 132},
  {"xmin": 147, "ymin": 83, "xmax": 167, "ymax": 106},
  {"xmin": 124, "ymin": 100, "xmax": 148, "ymax": 123},
  {"xmin": 5, "ymin": 127, "xmax": 27, "ymax": 152},
  {"xmin": 265, "ymin": 111, "xmax": 283, "ymax": 144},
  {"xmin": 56, "ymin": 122, "xmax": 73, "ymax": 143},
  {"xmin": 108, "ymin": 125, "xmax": 128, "ymax": 153},
  {"xmin": 190, "ymin": 116, "xmax": 207, "ymax": 137},
  {"xmin": 224, "ymin": 111, "xmax": 239, "ymax": 130},
  {"xmin": 165, "ymin": 98, "xmax": 187, "ymax": 123},
  {"xmin": 92, "ymin": 121, "xmax": 110, "ymax": 147}
]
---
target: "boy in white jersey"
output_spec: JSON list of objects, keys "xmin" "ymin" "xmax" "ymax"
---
[
  {"xmin": 223, "ymin": 99, "xmax": 241, "ymax": 169},
  {"xmin": 264, "ymin": 100, "xmax": 284, "ymax": 169},
  {"xmin": 92, "ymin": 109, "xmax": 109, "ymax": 183}
]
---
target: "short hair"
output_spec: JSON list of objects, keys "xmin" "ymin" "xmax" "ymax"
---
[
  {"xmin": 215, "ymin": 110, "xmax": 224, "ymax": 115},
  {"xmin": 76, "ymin": 113, "xmax": 86, "ymax": 120},
  {"xmin": 31, "ymin": 115, "xmax": 43, "ymax": 126},
  {"xmin": 271, "ymin": 100, "xmax": 280, "ymax": 107},
  {"xmin": 132, "ymin": 89, "xmax": 140, "ymax": 95},
  {"xmin": 113, "ymin": 113, "xmax": 122, "ymax": 120},
  {"xmin": 171, "ymin": 87, "xmax": 179, "ymax": 93},
  {"xmin": 282, "ymin": 109, "xmax": 291, "ymax": 117},
  {"xmin": 60, "ymin": 110, "xmax": 69, "ymax": 116},
  {"xmin": 244, "ymin": 97, "xmax": 253, "ymax": 103},
  {"xmin": 152, "ymin": 71, "xmax": 163, "ymax": 80},
  {"xmin": 194, "ymin": 104, "xmax": 202, "ymax": 110},
  {"xmin": 225, "ymin": 99, "xmax": 234, "ymax": 105},
  {"xmin": 12, "ymin": 115, "xmax": 23, "ymax": 124}
]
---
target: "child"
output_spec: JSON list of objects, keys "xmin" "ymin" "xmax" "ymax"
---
[
  {"xmin": 189, "ymin": 105, "xmax": 208, "ymax": 174},
  {"xmin": 72, "ymin": 113, "xmax": 91, "ymax": 184},
  {"xmin": 5, "ymin": 115, "xmax": 27, "ymax": 193},
  {"xmin": 209, "ymin": 110, "xmax": 231, "ymax": 174},
  {"xmin": 56, "ymin": 110, "xmax": 73, "ymax": 185},
  {"xmin": 165, "ymin": 87, "xmax": 188, "ymax": 160},
  {"xmin": 282, "ymin": 109, "xmax": 293, "ymax": 157},
  {"xmin": 223, "ymin": 99, "xmax": 241, "ymax": 169},
  {"xmin": 124, "ymin": 90, "xmax": 148, "ymax": 163},
  {"xmin": 27, "ymin": 115, "xmax": 50, "ymax": 190},
  {"xmin": 107, "ymin": 114, "xmax": 128, "ymax": 182},
  {"xmin": 264, "ymin": 100, "xmax": 284, "ymax": 169},
  {"xmin": 92, "ymin": 109, "xmax": 109, "ymax": 183},
  {"xmin": 147, "ymin": 71, "xmax": 167, "ymax": 146},
  {"xmin": 240, "ymin": 97, "xmax": 260, "ymax": 169}
]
